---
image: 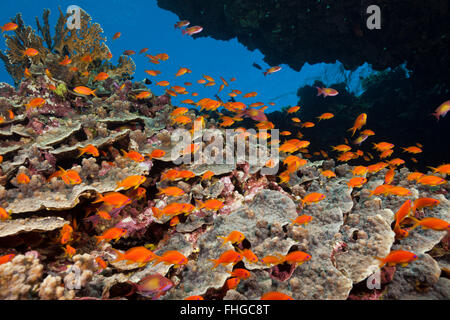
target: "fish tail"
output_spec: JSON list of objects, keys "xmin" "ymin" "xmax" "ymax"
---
[
  {"xmin": 348, "ymin": 127, "xmax": 357, "ymax": 136},
  {"xmin": 430, "ymin": 112, "xmax": 440, "ymax": 121},
  {"xmin": 95, "ymin": 236, "xmax": 103, "ymax": 245},
  {"xmin": 208, "ymin": 259, "xmax": 219, "ymax": 270},
  {"xmin": 375, "ymin": 257, "xmax": 386, "ymax": 268},
  {"xmin": 427, "ymin": 166, "xmax": 437, "ymax": 173},
  {"xmin": 120, "ymin": 149, "xmax": 128, "ymax": 157},
  {"xmin": 77, "ymin": 148, "xmax": 85, "ymax": 158},
  {"xmin": 92, "ymin": 193, "xmax": 105, "ymax": 204},
  {"xmin": 408, "ymin": 216, "xmax": 421, "ymax": 230},
  {"xmin": 153, "ymin": 207, "xmax": 163, "ymax": 219},
  {"xmin": 316, "ymin": 87, "xmax": 323, "ymax": 96},
  {"xmin": 111, "ymin": 248, "xmax": 125, "ymax": 262},
  {"xmin": 92, "ymin": 89, "xmax": 97, "ymax": 97},
  {"xmin": 195, "ymin": 200, "xmax": 204, "ymax": 210}
]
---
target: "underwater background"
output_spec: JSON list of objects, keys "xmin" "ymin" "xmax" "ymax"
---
[{"xmin": 0, "ymin": 0, "xmax": 448, "ymax": 301}]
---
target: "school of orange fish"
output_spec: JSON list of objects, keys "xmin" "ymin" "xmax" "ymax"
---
[{"xmin": 0, "ymin": 19, "xmax": 449, "ymax": 300}]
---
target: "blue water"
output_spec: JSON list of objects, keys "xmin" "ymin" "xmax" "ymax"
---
[{"xmin": 0, "ymin": 0, "xmax": 379, "ymax": 110}]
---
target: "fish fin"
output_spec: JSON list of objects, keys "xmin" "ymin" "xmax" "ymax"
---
[
  {"xmin": 92, "ymin": 89, "xmax": 97, "ymax": 97},
  {"xmin": 92, "ymin": 193, "xmax": 105, "ymax": 204},
  {"xmin": 400, "ymin": 263, "xmax": 409, "ymax": 267},
  {"xmin": 111, "ymin": 249, "xmax": 125, "ymax": 263}
]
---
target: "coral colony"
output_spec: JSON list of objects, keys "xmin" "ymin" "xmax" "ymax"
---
[{"xmin": 0, "ymin": 8, "xmax": 448, "ymax": 301}]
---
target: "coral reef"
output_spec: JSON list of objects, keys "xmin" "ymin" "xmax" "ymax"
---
[{"xmin": 0, "ymin": 7, "xmax": 448, "ymax": 301}]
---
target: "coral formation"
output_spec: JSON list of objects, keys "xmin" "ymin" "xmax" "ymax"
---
[{"xmin": 0, "ymin": 7, "xmax": 447, "ymax": 302}]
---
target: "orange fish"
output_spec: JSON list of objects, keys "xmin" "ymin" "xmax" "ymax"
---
[
  {"xmin": 320, "ymin": 170, "xmax": 336, "ymax": 178},
  {"xmin": 95, "ymin": 227, "xmax": 127, "ymax": 244},
  {"xmin": 416, "ymin": 175, "xmax": 446, "ymax": 186},
  {"xmin": 372, "ymin": 142, "xmax": 394, "ymax": 152},
  {"xmin": 24, "ymin": 67, "xmax": 32, "ymax": 78},
  {"xmin": 387, "ymin": 186, "xmax": 412, "ymax": 197},
  {"xmin": 428, "ymin": 164, "xmax": 450, "ymax": 176},
  {"xmin": 139, "ymin": 48, "xmax": 149, "ymax": 54},
  {"xmin": 384, "ymin": 167, "xmax": 395, "ymax": 184},
  {"xmin": 226, "ymin": 277, "xmax": 240, "ymax": 290},
  {"xmin": 209, "ymin": 250, "xmax": 243, "ymax": 269},
  {"xmin": 135, "ymin": 91, "xmax": 152, "ymax": 99},
  {"xmin": 348, "ymin": 113, "xmax": 367, "ymax": 136},
  {"xmin": 367, "ymin": 162, "xmax": 388, "ymax": 173},
  {"xmin": 113, "ymin": 246, "xmax": 156, "ymax": 266},
  {"xmin": 201, "ymin": 170, "xmax": 215, "ymax": 180},
  {"xmin": 218, "ymin": 231, "xmax": 245, "ymax": 247},
  {"xmin": 121, "ymin": 149, "xmax": 145, "ymax": 162},
  {"xmin": 115, "ymin": 175, "xmax": 146, "ymax": 191},
  {"xmin": 238, "ymin": 249, "xmax": 258, "ymax": 264},
  {"xmin": 92, "ymin": 192, "xmax": 132, "ymax": 208},
  {"xmin": 376, "ymin": 250, "xmax": 418, "ymax": 268},
  {"xmin": 407, "ymin": 172, "xmax": 424, "ymax": 182},
  {"xmin": 113, "ymin": 32, "xmax": 121, "ymax": 40},
  {"xmin": 63, "ymin": 245, "xmax": 76, "ymax": 258},
  {"xmin": 287, "ymin": 106, "xmax": 300, "ymax": 113},
  {"xmin": 95, "ymin": 257, "xmax": 108, "ymax": 270},
  {"xmin": 147, "ymin": 149, "xmax": 166, "ymax": 159},
  {"xmin": 78, "ymin": 144, "xmax": 99, "ymax": 157},
  {"xmin": 25, "ymin": 97, "xmax": 45, "ymax": 109},
  {"xmin": 317, "ymin": 112, "xmax": 334, "ymax": 121},
  {"xmin": 368, "ymin": 184, "xmax": 393, "ymax": 197},
  {"xmin": 393, "ymin": 200, "xmax": 412, "ymax": 230},
  {"xmin": 172, "ymin": 115, "xmax": 192, "ymax": 125},
  {"xmin": 316, "ymin": 87, "xmax": 338, "ymax": 97},
  {"xmin": 59, "ymin": 224, "xmax": 73, "ymax": 245},
  {"xmin": 389, "ymin": 158, "xmax": 405, "ymax": 166},
  {"xmin": 412, "ymin": 198, "xmax": 440, "ymax": 213},
  {"xmin": 279, "ymin": 251, "xmax": 311, "ymax": 265},
  {"xmin": 175, "ymin": 67, "xmax": 192, "ymax": 77},
  {"xmin": 259, "ymin": 255, "xmax": 283, "ymax": 266},
  {"xmin": 228, "ymin": 268, "xmax": 251, "ymax": 280},
  {"xmin": 290, "ymin": 215, "xmax": 313, "ymax": 226},
  {"xmin": 243, "ymin": 92, "xmax": 257, "ymax": 98},
  {"xmin": 0, "ymin": 207, "xmax": 11, "ymax": 220},
  {"xmin": 156, "ymin": 80, "xmax": 170, "ymax": 87},
  {"xmin": 184, "ymin": 295, "xmax": 204, "ymax": 300},
  {"xmin": 94, "ymin": 72, "xmax": 109, "ymax": 81},
  {"xmin": 402, "ymin": 146, "xmax": 422, "ymax": 154},
  {"xmin": 59, "ymin": 55, "xmax": 72, "ymax": 66},
  {"xmin": 431, "ymin": 100, "xmax": 450, "ymax": 121},
  {"xmin": 96, "ymin": 210, "xmax": 111, "ymax": 220},
  {"xmin": 157, "ymin": 186, "xmax": 185, "ymax": 197},
  {"xmin": 0, "ymin": 254, "xmax": 15, "ymax": 265},
  {"xmin": 74, "ymin": 86, "xmax": 97, "ymax": 97},
  {"xmin": 347, "ymin": 177, "xmax": 367, "ymax": 188},
  {"xmin": 196, "ymin": 199, "xmax": 224, "ymax": 211},
  {"xmin": 145, "ymin": 70, "xmax": 161, "ymax": 76},
  {"xmin": 409, "ymin": 217, "xmax": 449, "ymax": 232},
  {"xmin": 153, "ymin": 250, "xmax": 188, "ymax": 267},
  {"xmin": 263, "ymin": 66, "xmax": 282, "ymax": 76},
  {"xmin": 1, "ymin": 22, "xmax": 18, "ymax": 32},
  {"xmin": 332, "ymin": 144, "xmax": 352, "ymax": 153},
  {"xmin": 352, "ymin": 165, "xmax": 368, "ymax": 176},
  {"xmin": 80, "ymin": 54, "xmax": 93, "ymax": 63},
  {"xmin": 16, "ymin": 173, "xmax": 30, "ymax": 184},
  {"xmin": 260, "ymin": 291, "xmax": 294, "ymax": 300},
  {"xmin": 23, "ymin": 48, "xmax": 39, "ymax": 57},
  {"xmin": 57, "ymin": 167, "xmax": 82, "ymax": 185},
  {"xmin": 301, "ymin": 193, "xmax": 326, "ymax": 205}
]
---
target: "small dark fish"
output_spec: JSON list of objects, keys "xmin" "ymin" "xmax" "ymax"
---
[
  {"xmin": 252, "ymin": 63, "xmax": 262, "ymax": 70},
  {"xmin": 144, "ymin": 78, "xmax": 152, "ymax": 85}
]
